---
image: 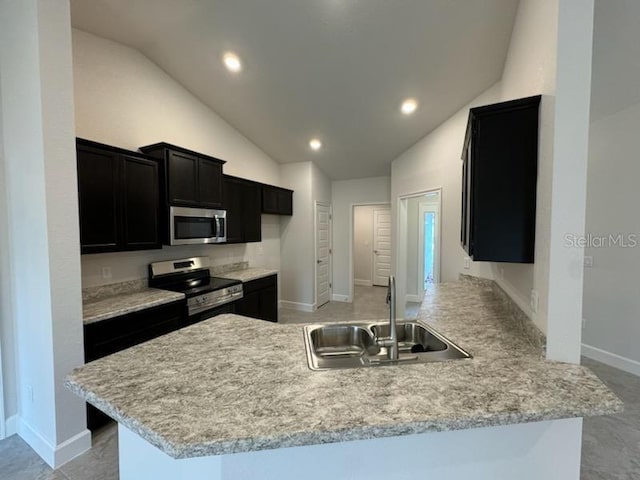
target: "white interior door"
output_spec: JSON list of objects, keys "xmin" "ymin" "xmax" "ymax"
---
[
  {"xmin": 373, "ymin": 208, "xmax": 392, "ymax": 286},
  {"xmin": 316, "ymin": 203, "xmax": 331, "ymax": 308}
]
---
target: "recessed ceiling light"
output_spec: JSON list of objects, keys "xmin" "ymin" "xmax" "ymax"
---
[
  {"xmin": 222, "ymin": 52, "xmax": 242, "ymax": 73},
  {"xmin": 401, "ymin": 98, "xmax": 418, "ymax": 115},
  {"xmin": 309, "ymin": 138, "xmax": 322, "ymax": 151}
]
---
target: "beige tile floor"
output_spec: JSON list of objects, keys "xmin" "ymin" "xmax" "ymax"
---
[{"xmin": 0, "ymin": 286, "xmax": 637, "ymax": 479}]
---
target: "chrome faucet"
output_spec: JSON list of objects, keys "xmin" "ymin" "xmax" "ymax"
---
[{"xmin": 375, "ymin": 276, "xmax": 398, "ymax": 360}]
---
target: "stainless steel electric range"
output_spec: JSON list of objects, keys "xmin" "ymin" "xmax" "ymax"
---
[{"xmin": 148, "ymin": 257, "xmax": 243, "ymax": 326}]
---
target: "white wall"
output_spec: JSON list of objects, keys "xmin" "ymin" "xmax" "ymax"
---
[
  {"xmin": 278, "ymin": 162, "xmax": 330, "ymax": 309},
  {"xmin": 0, "ymin": 0, "xmax": 90, "ymax": 465},
  {"xmin": 353, "ymin": 206, "xmax": 376, "ymax": 285},
  {"xmin": 582, "ymin": 101, "xmax": 640, "ymax": 372},
  {"xmin": 280, "ymin": 163, "xmax": 314, "ymax": 308},
  {"xmin": 0, "ymin": 59, "xmax": 17, "ymax": 435},
  {"xmin": 489, "ymin": 0, "xmax": 560, "ymax": 333},
  {"xmin": 391, "ymin": 85, "xmax": 500, "ymax": 287},
  {"xmin": 72, "ymin": 29, "xmax": 283, "ymax": 287},
  {"xmin": 331, "ymin": 177, "xmax": 391, "ymax": 301},
  {"xmin": 391, "ymin": 0, "xmax": 560, "ymax": 334}
]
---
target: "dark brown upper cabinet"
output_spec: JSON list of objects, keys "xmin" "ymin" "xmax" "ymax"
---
[
  {"xmin": 76, "ymin": 139, "xmax": 161, "ymax": 254},
  {"xmin": 139, "ymin": 143, "xmax": 225, "ymax": 208},
  {"xmin": 461, "ymin": 95, "xmax": 540, "ymax": 263},
  {"xmin": 222, "ymin": 175, "xmax": 262, "ymax": 244},
  {"xmin": 262, "ymin": 185, "xmax": 293, "ymax": 215}
]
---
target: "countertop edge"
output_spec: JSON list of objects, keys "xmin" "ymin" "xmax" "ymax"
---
[
  {"xmin": 83, "ymin": 291, "xmax": 185, "ymax": 325},
  {"xmin": 216, "ymin": 268, "xmax": 278, "ymax": 283},
  {"xmin": 65, "ymin": 375, "xmax": 624, "ymax": 460}
]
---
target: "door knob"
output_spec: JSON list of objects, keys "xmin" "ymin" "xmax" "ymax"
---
[
  {"xmin": 374, "ymin": 250, "xmax": 379, "ymax": 254},
  {"xmin": 317, "ymin": 260, "xmax": 322, "ymax": 264}
]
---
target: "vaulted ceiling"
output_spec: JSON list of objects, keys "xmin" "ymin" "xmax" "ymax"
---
[{"xmin": 71, "ymin": 0, "xmax": 519, "ymax": 180}]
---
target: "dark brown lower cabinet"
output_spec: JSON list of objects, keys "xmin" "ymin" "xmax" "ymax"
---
[
  {"xmin": 235, "ymin": 275, "xmax": 278, "ymax": 322},
  {"xmin": 84, "ymin": 300, "xmax": 185, "ymax": 430}
]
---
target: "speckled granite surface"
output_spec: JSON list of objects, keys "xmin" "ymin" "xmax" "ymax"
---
[
  {"xmin": 210, "ymin": 261, "xmax": 249, "ymax": 275},
  {"xmin": 83, "ymin": 289, "xmax": 185, "ymax": 325},
  {"xmin": 217, "ymin": 267, "xmax": 278, "ymax": 283},
  {"xmin": 459, "ymin": 274, "xmax": 547, "ymax": 354},
  {"xmin": 82, "ymin": 279, "xmax": 149, "ymax": 302},
  {"xmin": 67, "ymin": 281, "xmax": 623, "ymax": 459}
]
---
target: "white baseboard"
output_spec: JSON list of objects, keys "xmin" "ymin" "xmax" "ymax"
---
[
  {"xmin": 582, "ymin": 343, "xmax": 640, "ymax": 377},
  {"xmin": 354, "ymin": 279, "xmax": 372, "ymax": 287},
  {"xmin": 279, "ymin": 300, "xmax": 315, "ymax": 313},
  {"xmin": 405, "ymin": 294, "xmax": 421, "ymax": 303},
  {"xmin": 17, "ymin": 418, "xmax": 91, "ymax": 468},
  {"xmin": 331, "ymin": 294, "xmax": 350, "ymax": 302},
  {"xmin": 5, "ymin": 414, "xmax": 18, "ymax": 437}
]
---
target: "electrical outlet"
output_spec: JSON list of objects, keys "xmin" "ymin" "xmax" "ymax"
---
[
  {"xmin": 101, "ymin": 267, "xmax": 112, "ymax": 280},
  {"xmin": 463, "ymin": 257, "xmax": 470, "ymax": 270},
  {"xmin": 584, "ymin": 256, "xmax": 593, "ymax": 268},
  {"xmin": 530, "ymin": 290, "xmax": 539, "ymax": 314},
  {"xmin": 27, "ymin": 385, "xmax": 34, "ymax": 403},
  {"xmin": 582, "ymin": 318, "xmax": 587, "ymax": 329}
]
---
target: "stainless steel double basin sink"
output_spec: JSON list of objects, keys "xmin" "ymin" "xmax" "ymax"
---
[{"xmin": 303, "ymin": 320, "xmax": 471, "ymax": 370}]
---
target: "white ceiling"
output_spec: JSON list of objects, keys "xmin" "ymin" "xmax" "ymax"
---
[
  {"xmin": 70, "ymin": 0, "xmax": 519, "ymax": 180},
  {"xmin": 590, "ymin": 0, "xmax": 640, "ymax": 122}
]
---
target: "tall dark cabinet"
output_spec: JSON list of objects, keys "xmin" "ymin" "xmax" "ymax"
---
[
  {"xmin": 461, "ymin": 95, "xmax": 541, "ymax": 263},
  {"xmin": 76, "ymin": 139, "xmax": 161, "ymax": 254},
  {"xmin": 222, "ymin": 175, "xmax": 262, "ymax": 243}
]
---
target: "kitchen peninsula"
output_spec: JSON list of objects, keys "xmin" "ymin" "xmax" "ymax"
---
[{"xmin": 66, "ymin": 280, "xmax": 622, "ymax": 480}]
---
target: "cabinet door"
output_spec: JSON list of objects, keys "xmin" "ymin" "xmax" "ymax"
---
[
  {"xmin": 77, "ymin": 145, "xmax": 120, "ymax": 253},
  {"xmin": 277, "ymin": 189, "xmax": 293, "ymax": 215},
  {"xmin": 222, "ymin": 176, "xmax": 244, "ymax": 243},
  {"xmin": 168, "ymin": 150, "xmax": 199, "ymax": 206},
  {"xmin": 243, "ymin": 181, "xmax": 262, "ymax": 243},
  {"xmin": 121, "ymin": 155, "xmax": 161, "ymax": 250},
  {"xmin": 261, "ymin": 186, "xmax": 279, "ymax": 214},
  {"xmin": 259, "ymin": 285, "xmax": 278, "ymax": 322},
  {"xmin": 235, "ymin": 290, "xmax": 262, "ymax": 319},
  {"xmin": 198, "ymin": 158, "xmax": 223, "ymax": 207}
]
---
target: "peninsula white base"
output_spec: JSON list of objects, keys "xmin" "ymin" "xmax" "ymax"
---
[{"xmin": 119, "ymin": 418, "xmax": 583, "ymax": 480}]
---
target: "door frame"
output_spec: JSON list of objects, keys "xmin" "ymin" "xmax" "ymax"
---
[
  {"xmin": 349, "ymin": 202, "xmax": 391, "ymax": 302},
  {"xmin": 314, "ymin": 202, "xmax": 333, "ymax": 310},
  {"xmin": 396, "ymin": 188, "xmax": 442, "ymax": 320}
]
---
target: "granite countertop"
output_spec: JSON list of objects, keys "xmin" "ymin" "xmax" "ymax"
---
[
  {"xmin": 67, "ymin": 281, "xmax": 622, "ymax": 459},
  {"xmin": 83, "ymin": 288, "xmax": 185, "ymax": 325},
  {"xmin": 216, "ymin": 267, "xmax": 278, "ymax": 283}
]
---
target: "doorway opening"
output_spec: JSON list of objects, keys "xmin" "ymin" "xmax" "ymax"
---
[
  {"xmin": 352, "ymin": 204, "xmax": 391, "ymax": 302},
  {"xmin": 397, "ymin": 189, "xmax": 441, "ymax": 320}
]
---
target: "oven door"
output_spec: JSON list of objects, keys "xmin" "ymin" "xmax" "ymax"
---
[
  {"xmin": 170, "ymin": 206, "xmax": 226, "ymax": 245},
  {"xmin": 184, "ymin": 302, "xmax": 235, "ymax": 327}
]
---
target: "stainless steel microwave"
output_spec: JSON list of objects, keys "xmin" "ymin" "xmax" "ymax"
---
[{"xmin": 169, "ymin": 206, "xmax": 226, "ymax": 245}]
